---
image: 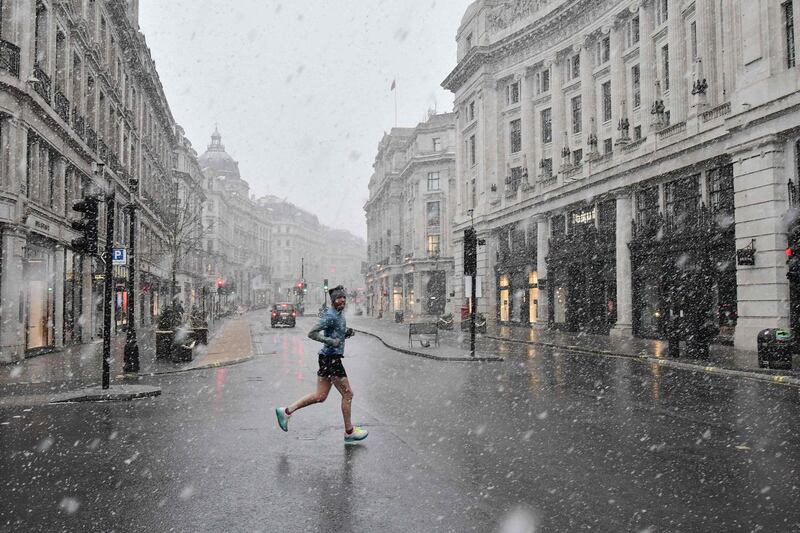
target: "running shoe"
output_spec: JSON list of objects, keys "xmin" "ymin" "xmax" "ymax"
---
[
  {"xmin": 275, "ymin": 407, "xmax": 291, "ymax": 432},
  {"xmin": 344, "ymin": 426, "xmax": 368, "ymax": 443}
]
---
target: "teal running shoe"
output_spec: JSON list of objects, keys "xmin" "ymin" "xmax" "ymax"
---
[
  {"xmin": 344, "ymin": 426, "xmax": 368, "ymax": 443},
  {"xmin": 275, "ymin": 407, "xmax": 291, "ymax": 432}
]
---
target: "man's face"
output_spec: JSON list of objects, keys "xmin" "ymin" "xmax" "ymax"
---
[{"xmin": 333, "ymin": 296, "xmax": 346, "ymax": 311}]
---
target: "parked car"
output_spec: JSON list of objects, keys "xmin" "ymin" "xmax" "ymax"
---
[{"xmin": 271, "ymin": 302, "xmax": 298, "ymax": 328}]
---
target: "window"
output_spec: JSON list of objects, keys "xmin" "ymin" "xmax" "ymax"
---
[
  {"xmin": 708, "ymin": 164, "xmax": 734, "ymax": 215},
  {"xmin": 506, "ymin": 81, "xmax": 520, "ymax": 105},
  {"xmin": 601, "ymin": 81, "xmax": 612, "ymax": 122},
  {"xmin": 627, "ymin": 16, "xmax": 640, "ymax": 48},
  {"xmin": 573, "ymin": 149, "xmax": 583, "ymax": 166},
  {"xmin": 631, "ymin": 64, "xmax": 641, "ymax": 108},
  {"xmin": 571, "ymin": 96, "xmax": 582, "ymax": 134},
  {"xmin": 656, "ymin": 0, "xmax": 669, "ymax": 26},
  {"xmin": 634, "ymin": 125, "xmax": 642, "ymax": 140},
  {"xmin": 427, "ymin": 171, "xmax": 440, "ymax": 191},
  {"xmin": 603, "ymin": 138, "xmax": 613, "ymax": 154},
  {"xmin": 466, "ymin": 100, "xmax": 476, "ymax": 122},
  {"xmin": 541, "ymin": 108, "xmax": 552, "ymax": 144},
  {"xmin": 508, "ymin": 166, "xmax": 524, "ymax": 191},
  {"xmin": 540, "ymin": 158, "xmax": 552, "ymax": 177},
  {"xmin": 427, "ymin": 234, "xmax": 440, "ymax": 257},
  {"xmin": 510, "ymin": 119, "xmax": 522, "ymax": 153},
  {"xmin": 665, "ymin": 175, "xmax": 700, "ymax": 230},
  {"xmin": 538, "ymin": 68, "xmax": 550, "ymax": 93},
  {"xmin": 465, "ymin": 33, "xmax": 473, "ymax": 50},
  {"xmin": 690, "ymin": 21, "xmax": 698, "ymax": 61},
  {"xmin": 432, "ymin": 137, "xmax": 441, "ymax": 151},
  {"xmin": 637, "ymin": 186, "xmax": 659, "ymax": 230},
  {"xmin": 596, "ymin": 36, "xmax": 610, "ymax": 65},
  {"xmin": 568, "ymin": 54, "xmax": 580, "ymax": 80},
  {"xmin": 785, "ymin": 1, "xmax": 796, "ymax": 68},
  {"xmin": 662, "ymin": 45, "xmax": 670, "ymax": 91},
  {"xmin": 468, "ymin": 135, "xmax": 476, "ymax": 166},
  {"xmin": 426, "ymin": 201, "xmax": 441, "ymax": 227}
]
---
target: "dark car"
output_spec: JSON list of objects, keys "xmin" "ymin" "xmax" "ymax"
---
[{"xmin": 271, "ymin": 302, "xmax": 297, "ymax": 328}]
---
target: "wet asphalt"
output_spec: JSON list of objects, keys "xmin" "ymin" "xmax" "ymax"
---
[{"xmin": 2, "ymin": 309, "xmax": 800, "ymax": 532}]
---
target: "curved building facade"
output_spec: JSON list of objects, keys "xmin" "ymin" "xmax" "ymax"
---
[{"xmin": 444, "ymin": 0, "xmax": 800, "ymax": 350}]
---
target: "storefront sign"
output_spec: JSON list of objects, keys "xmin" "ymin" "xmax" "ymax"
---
[
  {"xmin": 736, "ymin": 248, "xmax": 755, "ymax": 266},
  {"xmin": 571, "ymin": 207, "xmax": 596, "ymax": 225}
]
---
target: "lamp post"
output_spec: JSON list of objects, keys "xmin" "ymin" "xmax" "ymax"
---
[
  {"xmin": 123, "ymin": 175, "xmax": 140, "ymax": 374},
  {"xmin": 100, "ymin": 162, "xmax": 114, "ymax": 389}
]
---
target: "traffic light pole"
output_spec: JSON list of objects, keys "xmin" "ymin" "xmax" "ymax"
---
[
  {"xmin": 123, "ymin": 199, "xmax": 139, "ymax": 374},
  {"xmin": 102, "ymin": 187, "xmax": 115, "ymax": 389},
  {"xmin": 470, "ymin": 273, "xmax": 477, "ymax": 358}
]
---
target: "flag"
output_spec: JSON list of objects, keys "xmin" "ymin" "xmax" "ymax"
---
[{"xmin": 390, "ymin": 79, "xmax": 396, "ymax": 91}]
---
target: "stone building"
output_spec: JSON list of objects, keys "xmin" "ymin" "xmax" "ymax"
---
[
  {"xmin": 443, "ymin": 0, "xmax": 800, "ymax": 350},
  {"xmin": 198, "ymin": 128, "xmax": 270, "ymax": 311},
  {"xmin": 0, "ymin": 0, "xmax": 200, "ymax": 361},
  {"xmin": 364, "ymin": 112, "xmax": 457, "ymax": 319}
]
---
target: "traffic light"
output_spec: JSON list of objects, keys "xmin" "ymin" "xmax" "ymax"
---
[
  {"xmin": 216, "ymin": 278, "xmax": 225, "ymax": 288},
  {"xmin": 463, "ymin": 227, "xmax": 477, "ymax": 276},
  {"xmin": 71, "ymin": 195, "xmax": 100, "ymax": 255},
  {"xmin": 323, "ymin": 279, "xmax": 329, "ymax": 291},
  {"xmin": 788, "ymin": 224, "xmax": 800, "ymax": 282}
]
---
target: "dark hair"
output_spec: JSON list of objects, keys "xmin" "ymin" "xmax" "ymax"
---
[{"xmin": 329, "ymin": 285, "xmax": 346, "ymax": 299}]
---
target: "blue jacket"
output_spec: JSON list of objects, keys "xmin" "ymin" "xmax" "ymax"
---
[{"xmin": 308, "ymin": 307, "xmax": 347, "ymax": 357}]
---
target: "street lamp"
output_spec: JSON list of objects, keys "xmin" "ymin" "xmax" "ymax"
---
[{"xmin": 123, "ymin": 175, "xmax": 140, "ymax": 374}]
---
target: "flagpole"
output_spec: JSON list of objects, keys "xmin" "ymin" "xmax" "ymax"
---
[{"xmin": 394, "ymin": 79, "xmax": 398, "ymax": 127}]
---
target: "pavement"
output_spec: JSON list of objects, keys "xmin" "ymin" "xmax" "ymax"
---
[
  {"xmin": 3, "ymin": 309, "xmax": 800, "ymax": 532},
  {"xmin": 349, "ymin": 315, "xmax": 800, "ymax": 388},
  {"xmin": 0, "ymin": 317, "xmax": 258, "ymax": 406}
]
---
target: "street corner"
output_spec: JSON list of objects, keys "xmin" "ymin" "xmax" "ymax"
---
[{"xmin": 49, "ymin": 384, "xmax": 161, "ymax": 403}]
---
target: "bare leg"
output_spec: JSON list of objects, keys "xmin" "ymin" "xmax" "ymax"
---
[
  {"xmin": 287, "ymin": 377, "xmax": 332, "ymax": 414},
  {"xmin": 331, "ymin": 377, "xmax": 354, "ymax": 431}
]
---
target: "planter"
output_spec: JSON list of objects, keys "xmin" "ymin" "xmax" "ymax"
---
[
  {"xmin": 190, "ymin": 327, "xmax": 209, "ymax": 345},
  {"xmin": 155, "ymin": 330, "xmax": 175, "ymax": 360},
  {"xmin": 460, "ymin": 318, "xmax": 487, "ymax": 334}
]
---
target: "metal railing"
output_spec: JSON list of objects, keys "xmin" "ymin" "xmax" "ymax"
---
[
  {"xmin": 0, "ymin": 39, "xmax": 20, "ymax": 78},
  {"xmin": 54, "ymin": 90, "xmax": 70, "ymax": 122},
  {"xmin": 33, "ymin": 63, "xmax": 51, "ymax": 102},
  {"xmin": 700, "ymin": 102, "xmax": 731, "ymax": 123}
]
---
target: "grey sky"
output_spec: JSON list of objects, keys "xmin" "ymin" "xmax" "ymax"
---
[{"xmin": 138, "ymin": 0, "xmax": 469, "ymax": 239}]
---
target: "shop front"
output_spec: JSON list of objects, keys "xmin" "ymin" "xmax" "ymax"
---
[
  {"xmin": 630, "ymin": 169, "xmax": 737, "ymax": 341},
  {"xmin": 63, "ymin": 250, "xmax": 83, "ymax": 345},
  {"xmin": 494, "ymin": 222, "xmax": 537, "ymax": 325},
  {"xmin": 547, "ymin": 202, "xmax": 617, "ymax": 335},
  {"xmin": 24, "ymin": 238, "xmax": 57, "ymax": 353}
]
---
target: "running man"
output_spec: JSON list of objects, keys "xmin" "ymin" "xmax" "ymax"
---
[{"xmin": 275, "ymin": 285, "xmax": 368, "ymax": 444}]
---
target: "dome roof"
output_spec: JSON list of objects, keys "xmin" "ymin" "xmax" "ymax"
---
[{"xmin": 198, "ymin": 127, "xmax": 241, "ymax": 178}]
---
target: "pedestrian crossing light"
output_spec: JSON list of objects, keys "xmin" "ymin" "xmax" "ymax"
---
[{"xmin": 71, "ymin": 195, "xmax": 100, "ymax": 255}]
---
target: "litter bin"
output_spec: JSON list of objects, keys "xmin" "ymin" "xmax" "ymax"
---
[
  {"xmin": 394, "ymin": 311, "xmax": 404, "ymax": 323},
  {"xmin": 757, "ymin": 328, "xmax": 794, "ymax": 369}
]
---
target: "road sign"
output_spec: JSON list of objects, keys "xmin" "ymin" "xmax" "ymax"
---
[{"xmin": 112, "ymin": 248, "xmax": 127, "ymax": 265}]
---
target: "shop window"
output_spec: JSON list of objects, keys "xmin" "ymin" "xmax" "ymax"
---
[
  {"xmin": 554, "ymin": 286, "xmax": 567, "ymax": 324},
  {"xmin": 636, "ymin": 186, "xmax": 660, "ymax": 234},
  {"xmin": 708, "ymin": 164, "xmax": 734, "ymax": 215},
  {"xmin": 598, "ymin": 199, "xmax": 616, "ymax": 232},
  {"xmin": 499, "ymin": 274, "xmax": 510, "ymax": 322},
  {"xmin": 665, "ymin": 175, "xmax": 700, "ymax": 231},
  {"xmin": 551, "ymin": 214, "xmax": 566, "ymax": 237},
  {"xmin": 528, "ymin": 271, "xmax": 539, "ymax": 324}
]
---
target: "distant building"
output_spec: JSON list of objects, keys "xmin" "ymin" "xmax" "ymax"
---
[
  {"xmin": 364, "ymin": 112, "xmax": 457, "ymax": 319},
  {"xmin": 443, "ymin": 0, "xmax": 800, "ymax": 350}
]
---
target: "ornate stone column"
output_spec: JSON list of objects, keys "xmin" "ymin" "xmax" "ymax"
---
[
  {"xmin": 611, "ymin": 191, "xmax": 634, "ymax": 337},
  {"xmin": 536, "ymin": 217, "xmax": 550, "ymax": 326}
]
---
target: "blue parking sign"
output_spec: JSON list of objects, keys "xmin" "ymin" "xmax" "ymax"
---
[{"xmin": 112, "ymin": 248, "xmax": 127, "ymax": 265}]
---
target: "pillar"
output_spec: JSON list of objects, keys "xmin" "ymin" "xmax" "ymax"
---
[
  {"xmin": 639, "ymin": 0, "xmax": 655, "ymax": 138},
  {"xmin": 0, "ymin": 229, "xmax": 25, "ymax": 362},
  {"xmin": 731, "ymin": 136, "xmax": 790, "ymax": 351},
  {"xmin": 536, "ymin": 217, "xmax": 550, "ymax": 326},
  {"xmin": 550, "ymin": 58, "xmax": 564, "ymax": 175},
  {"xmin": 667, "ymin": 0, "xmax": 687, "ymax": 123},
  {"xmin": 611, "ymin": 192, "xmax": 633, "ymax": 337}
]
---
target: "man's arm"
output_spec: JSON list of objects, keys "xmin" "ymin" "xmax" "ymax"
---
[{"xmin": 308, "ymin": 316, "xmax": 340, "ymax": 347}]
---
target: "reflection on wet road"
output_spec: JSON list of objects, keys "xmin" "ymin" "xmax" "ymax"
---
[{"xmin": 2, "ymin": 310, "xmax": 800, "ymax": 532}]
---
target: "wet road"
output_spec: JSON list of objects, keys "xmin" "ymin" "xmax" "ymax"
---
[{"xmin": 2, "ymin": 309, "xmax": 800, "ymax": 532}]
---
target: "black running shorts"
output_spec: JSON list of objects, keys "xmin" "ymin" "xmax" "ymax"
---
[{"xmin": 317, "ymin": 355, "xmax": 347, "ymax": 379}]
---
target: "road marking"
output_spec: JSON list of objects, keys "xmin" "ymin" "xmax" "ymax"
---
[
  {"xmin": 704, "ymin": 366, "xmax": 716, "ymax": 373},
  {"xmin": 773, "ymin": 376, "xmax": 787, "ymax": 384}
]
